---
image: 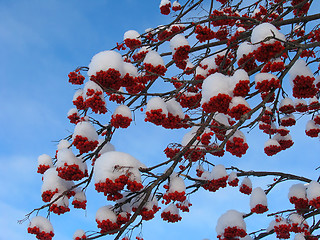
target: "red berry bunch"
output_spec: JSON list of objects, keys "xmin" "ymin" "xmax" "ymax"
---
[
  {"xmin": 239, "ymin": 183, "xmax": 252, "ymax": 195},
  {"xmin": 145, "ymin": 109, "xmax": 167, "ymax": 126},
  {"xmin": 202, "ymin": 176, "xmax": 228, "ymax": 192},
  {"xmin": 226, "ymin": 137, "xmax": 249, "ymax": 157},
  {"xmin": 96, "ymin": 219, "xmax": 119, "ymax": 234},
  {"xmin": 28, "ymin": 226, "xmax": 54, "ymax": 240},
  {"xmin": 94, "ymin": 175, "xmax": 128, "ymax": 200},
  {"xmin": 195, "ymin": 25, "xmax": 215, "ymax": 43},
  {"xmin": 163, "ymin": 191, "xmax": 186, "ymax": 204},
  {"xmin": 37, "ymin": 164, "xmax": 51, "ymax": 174},
  {"xmin": 228, "ymin": 178, "xmax": 239, "ymax": 187},
  {"xmin": 73, "ymin": 135, "xmax": 99, "ymax": 154},
  {"xmin": 116, "ymin": 212, "xmax": 131, "ymax": 225},
  {"xmin": 110, "ymin": 115, "xmax": 132, "ymax": 128},
  {"xmin": 160, "ymin": 2, "xmax": 171, "ymax": 15},
  {"xmin": 84, "ymin": 89, "xmax": 107, "ymax": 114},
  {"xmin": 90, "ymin": 69, "xmax": 122, "ymax": 90},
  {"xmin": 161, "ymin": 210, "xmax": 182, "ymax": 223},
  {"xmin": 109, "ymin": 93, "xmax": 125, "ymax": 104},
  {"xmin": 72, "ymin": 199, "xmax": 87, "ymax": 210},
  {"xmin": 68, "ymin": 70, "xmax": 85, "ymax": 85},
  {"xmin": 233, "ymin": 80, "xmax": 250, "ymax": 97},
  {"xmin": 228, "ymin": 103, "xmax": 251, "ymax": 120},
  {"xmin": 144, "ymin": 63, "xmax": 167, "ymax": 76},
  {"xmin": 42, "ymin": 188, "xmax": 59, "ymax": 202},
  {"xmin": 56, "ymin": 163, "xmax": 88, "ymax": 181},
  {"xmin": 124, "ymin": 38, "xmax": 141, "ymax": 50},
  {"xmin": 219, "ymin": 226, "xmax": 247, "ymax": 239},
  {"xmin": 292, "ymin": 75, "xmax": 317, "ymax": 99},
  {"xmin": 237, "ymin": 53, "xmax": 257, "ymax": 72},
  {"xmin": 73, "ymin": 94, "xmax": 86, "ymax": 110},
  {"xmin": 264, "ymin": 142, "xmax": 282, "ymax": 156},
  {"xmin": 254, "ymin": 42, "xmax": 285, "ymax": 62},
  {"xmin": 251, "ymin": 204, "xmax": 268, "ymax": 214},
  {"xmin": 49, "ymin": 203, "xmax": 70, "ymax": 215},
  {"xmin": 178, "ymin": 92, "xmax": 201, "ymax": 109},
  {"xmin": 202, "ymin": 94, "xmax": 232, "ymax": 114}
]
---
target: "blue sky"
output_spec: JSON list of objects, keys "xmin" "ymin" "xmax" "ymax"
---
[{"xmin": 1, "ymin": 1, "xmax": 320, "ymax": 240}]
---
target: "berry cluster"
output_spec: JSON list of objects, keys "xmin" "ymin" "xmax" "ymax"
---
[
  {"xmin": 161, "ymin": 211, "xmax": 182, "ymax": 223},
  {"xmin": 124, "ymin": 38, "xmax": 141, "ymax": 50},
  {"xmin": 49, "ymin": 203, "xmax": 70, "ymax": 215},
  {"xmin": 42, "ymin": 188, "xmax": 59, "ymax": 202},
  {"xmin": 254, "ymin": 42, "xmax": 285, "ymax": 62},
  {"xmin": 195, "ymin": 25, "xmax": 215, "ymax": 43},
  {"xmin": 95, "ymin": 175, "xmax": 128, "ymax": 200},
  {"xmin": 251, "ymin": 204, "xmax": 268, "ymax": 214},
  {"xmin": 145, "ymin": 109, "xmax": 167, "ymax": 126},
  {"xmin": 85, "ymin": 89, "xmax": 107, "ymax": 114},
  {"xmin": 178, "ymin": 93, "xmax": 201, "ymax": 109},
  {"xmin": 37, "ymin": 164, "xmax": 51, "ymax": 174},
  {"xmin": 202, "ymin": 94, "xmax": 232, "ymax": 114},
  {"xmin": 233, "ymin": 80, "xmax": 250, "ymax": 97},
  {"xmin": 96, "ymin": 219, "xmax": 119, "ymax": 234},
  {"xmin": 202, "ymin": 176, "xmax": 228, "ymax": 192},
  {"xmin": 238, "ymin": 53, "xmax": 257, "ymax": 72},
  {"xmin": 72, "ymin": 199, "xmax": 87, "ymax": 210},
  {"xmin": 228, "ymin": 104, "xmax": 251, "ymax": 120},
  {"xmin": 91, "ymin": 69, "xmax": 122, "ymax": 90},
  {"xmin": 110, "ymin": 115, "xmax": 132, "ymax": 128},
  {"xmin": 218, "ymin": 226, "xmax": 247, "ymax": 240},
  {"xmin": 57, "ymin": 163, "xmax": 88, "ymax": 181},
  {"xmin": 264, "ymin": 143, "xmax": 282, "ymax": 156},
  {"xmin": 73, "ymin": 135, "xmax": 99, "ymax": 154},
  {"xmin": 226, "ymin": 137, "xmax": 249, "ymax": 157},
  {"xmin": 68, "ymin": 70, "xmax": 85, "ymax": 85},
  {"xmin": 239, "ymin": 183, "xmax": 252, "ymax": 195},
  {"xmin": 28, "ymin": 226, "xmax": 54, "ymax": 240},
  {"xmin": 292, "ymin": 75, "xmax": 317, "ymax": 98},
  {"xmin": 163, "ymin": 191, "xmax": 186, "ymax": 204}
]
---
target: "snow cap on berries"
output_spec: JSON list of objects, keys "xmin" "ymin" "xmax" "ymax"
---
[
  {"xmin": 73, "ymin": 229, "xmax": 86, "ymax": 240},
  {"xmin": 29, "ymin": 216, "xmax": 54, "ymax": 234},
  {"xmin": 166, "ymin": 98, "xmax": 184, "ymax": 118},
  {"xmin": 216, "ymin": 210, "xmax": 247, "ymax": 237},
  {"xmin": 41, "ymin": 168, "xmax": 68, "ymax": 196},
  {"xmin": 306, "ymin": 181, "xmax": 320, "ymax": 203},
  {"xmin": 201, "ymin": 73, "xmax": 232, "ymax": 104},
  {"xmin": 146, "ymin": 96, "xmax": 168, "ymax": 116},
  {"xmin": 143, "ymin": 50, "xmax": 165, "ymax": 68},
  {"xmin": 94, "ymin": 151, "xmax": 145, "ymax": 183},
  {"xmin": 37, "ymin": 154, "xmax": 53, "ymax": 173},
  {"xmin": 170, "ymin": 34, "xmax": 189, "ymax": 53},
  {"xmin": 72, "ymin": 120, "xmax": 98, "ymax": 142},
  {"xmin": 123, "ymin": 62, "xmax": 138, "ymax": 78},
  {"xmin": 112, "ymin": 105, "xmax": 132, "ymax": 119},
  {"xmin": 96, "ymin": 139, "xmax": 115, "ymax": 155},
  {"xmin": 237, "ymin": 41, "xmax": 255, "ymax": 60},
  {"xmin": 88, "ymin": 50, "xmax": 124, "ymax": 77},
  {"xmin": 288, "ymin": 59, "xmax": 314, "ymax": 81},
  {"xmin": 288, "ymin": 183, "xmax": 307, "ymax": 200},
  {"xmin": 124, "ymin": 30, "xmax": 140, "ymax": 42},
  {"xmin": 250, "ymin": 187, "xmax": 268, "ymax": 213},
  {"xmin": 251, "ymin": 23, "xmax": 285, "ymax": 44},
  {"xmin": 96, "ymin": 205, "xmax": 117, "ymax": 223},
  {"xmin": 212, "ymin": 164, "xmax": 228, "ymax": 180}
]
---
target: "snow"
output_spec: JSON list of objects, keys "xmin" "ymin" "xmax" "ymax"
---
[
  {"xmin": 73, "ymin": 229, "xmax": 86, "ymax": 239},
  {"xmin": 38, "ymin": 154, "xmax": 53, "ymax": 167},
  {"xmin": 294, "ymin": 233, "xmax": 306, "ymax": 240},
  {"xmin": 216, "ymin": 210, "xmax": 246, "ymax": 236},
  {"xmin": 306, "ymin": 181, "xmax": 320, "ymax": 200},
  {"xmin": 306, "ymin": 120, "xmax": 320, "ymax": 132},
  {"xmin": 240, "ymin": 177, "xmax": 252, "ymax": 189},
  {"xmin": 124, "ymin": 30, "xmax": 140, "ymax": 41},
  {"xmin": 201, "ymin": 73, "xmax": 232, "ymax": 104},
  {"xmin": 123, "ymin": 62, "xmax": 138, "ymax": 78},
  {"xmin": 52, "ymin": 193, "xmax": 69, "ymax": 208},
  {"xmin": 170, "ymin": 34, "xmax": 189, "ymax": 53},
  {"xmin": 29, "ymin": 216, "xmax": 54, "ymax": 233},
  {"xmin": 182, "ymin": 126, "xmax": 210, "ymax": 147},
  {"xmin": 294, "ymin": 98, "xmax": 307, "ymax": 107},
  {"xmin": 280, "ymin": 97, "xmax": 294, "ymax": 108},
  {"xmin": 56, "ymin": 148, "xmax": 87, "ymax": 173},
  {"xmin": 41, "ymin": 168, "xmax": 68, "ymax": 194},
  {"xmin": 84, "ymin": 80, "xmax": 103, "ymax": 94},
  {"xmin": 94, "ymin": 151, "xmax": 145, "ymax": 183},
  {"xmin": 228, "ymin": 172, "xmax": 238, "ymax": 182},
  {"xmin": 113, "ymin": 105, "xmax": 132, "ymax": 119},
  {"xmin": 229, "ymin": 96, "xmax": 250, "ymax": 109},
  {"xmin": 288, "ymin": 59, "xmax": 314, "ymax": 81},
  {"xmin": 73, "ymin": 89, "xmax": 84, "ymax": 101},
  {"xmin": 251, "ymin": 23, "xmax": 285, "ymax": 44},
  {"xmin": 96, "ymin": 139, "xmax": 115, "ymax": 155},
  {"xmin": 72, "ymin": 121, "xmax": 98, "ymax": 142},
  {"xmin": 74, "ymin": 190, "xmax": 86, "ymax": 202},
  {"xmin": 159, "ymin": 0, "xmax": 171, "ymax": 7},
  {"xmin": 237, "ymin": 41, "xmax": 255, "ymax": 60},
  {"xmin": 288, "ymin": 213, "xmax": 306, "ymax": 225},
  {"xmin": 166, "ymin": 98, "xmax": 184, "ymax": 118},
  {"xmin": 146, "ymin": 96, "xmax": 168, "ymax": 115},
  {"xmin": 95, "ymin": 205, "xmax": 117, "ymax": 222},
  {"xmin": 255, "ymin": 72, "xmax": 278, "ymax": 84},
  {"xmin": 168, "ymin": 173, "xmax": 186, "ymax": 192},
  {"xmin": 67, "ymin": 108, "xmax": 78, "ymax": 117},
  {"xmin": 264, "ymin": 139, "xmax": 280, "ymax": 148},
  {"xmin": 212, "ymin": 164, "xmax": 227, "ymax": 180},
  {"xmin": 163, "ymin": 203, "xmax": 179, "ymax": 215},
  {"xmin": 88, "ymin": 50, "xmax": 124, "ymax": 77},
  {"xmin": 250, "ymin": 187, "xmax": 267, "ymax": 209},
  {"xmin": 213, "ymin": 113, "xmax": 230, "ymax": 127},
  {"xmin": 143, "ymin": 50, "xmax": 165, "ymax": 67},
  {"xmin": 232, "ymin": 69, "xmax": 249, "ymax": 83}
]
